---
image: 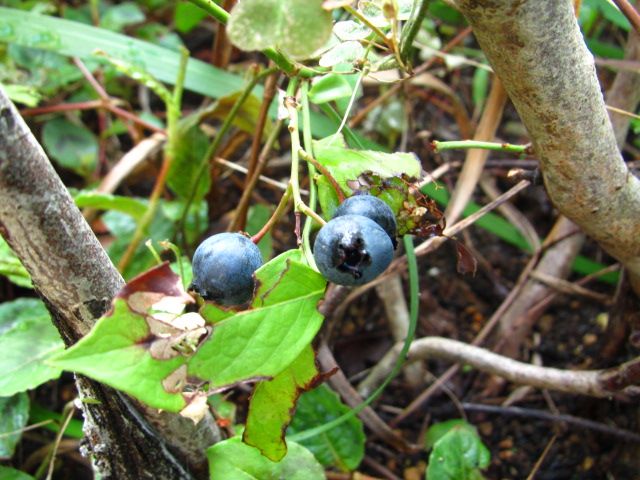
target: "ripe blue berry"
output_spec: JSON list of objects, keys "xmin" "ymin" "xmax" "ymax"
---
[
  {"xmin": 313, "ymin": 215, "xmax": 394, "ymax": 286},
  {"xmin": 190, "ymin": 232, "xmax": 262, "ymax": 306},
  {"xmin": 333, "ymin": 194, "xmax": 397, "ymax": 245}
]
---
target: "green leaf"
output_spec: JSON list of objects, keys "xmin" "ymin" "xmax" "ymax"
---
[
  {"xmin": 425, "ymin": 420, "xmax": 490, "ymax": 480},
  {"xmin": 189, "ymin": 251, "xmax": 326, "ymax": 388},
  {"xmin": 41, "ymin": 117, "xmax": 97, "ymax": 177},
  {"xmin": 313, "ymin": 140, "xmax": 421, "ymax": 217},
  {"xmin": 48, "ymin": 301, "xmax": 187, "ymax": 411},
  {"xmin": 319, "ymin": 41, "xmax": 365, "ymax": 68},
  {"xmin": 174, "ymin": 2, "xmax": 208, "ymax": 34},
  {"xmin": 2, "ymin": 84, "xmax": 41, "ymax": 107},
  {"xmin": 0, "ymin": 466, "xmax": 36, "ymax": 480},
  {"xmin": 29, "ymin": 403, "xmax": 83, "ymax": 439},
  {"xmin": 227, "ymin": 0, "xmax": 282, "ymax": 52},
  {"xmin": 0, "ymin": 8, "xmax": 347, "ymax": 141},
  {"xmin": 227, "ymin": 0, "xmax": 332, "ymax": 60},
  {"xmin": 288, "ymin": 384, "xmax": 365, "ymax": 472},
  {"xmin": 309, "ymin": 73, "xmax": 354, "ymax": 104},
  {"xmin": 167, "ymin": 124, "xmax": 211, "ymax": 202},
  {"xmin": 0, "ymin": 299, "xmax": 63, "ymax": 396},
  {"xmin": 0, "ymin": 238, "xmax": 32, "ymax": 288},
  {"xmin": 333, "ymin": 20, "xmax": 372, "ymax": 41},
  {"xmin": 243, "ymin": 345, "xmax": 320, "ymax": 461},
  {"xmin": 101, "ymin": 3, "xmax": 146, "ymax": 32},
  {"xmin": 0, "ymin": 393, "xmax": 29, "ymax": 459},
  {"xmin": 73, "ymin": 191, "xmax": 148, "ymax": 221},
  {"xmin": 246, "ymin": 204, "xmax": 274, "ymax": 261},
  {"xmin": 207, "ymin": 436, "xmax": 325, "ymax": 480}
]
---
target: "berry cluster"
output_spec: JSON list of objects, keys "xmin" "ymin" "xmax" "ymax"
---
[
  {"xmin": 313, "ymin": 195, "xmax": 396, "ymax": 286},
  {"xmin": 189, "ymin": 195, "xmax": 396, "ymax": 306}
]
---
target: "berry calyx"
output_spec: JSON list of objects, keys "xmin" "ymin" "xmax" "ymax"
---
[{"xmin": 313, "ymin": 215, "xmax": 394, "ymax": 286}]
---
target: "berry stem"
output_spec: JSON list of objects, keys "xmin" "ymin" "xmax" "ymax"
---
[
  {"xmin": 284, "ymin": 96, "xmax": 327, "ymax": 227},
  {"xmin": 300, "ymin": 83, "xmax": 320, "ymax": 271},
  {"xmin": 250, "ymin": 184, "xmax": 292, "ymax": 244},
  {"xmin": 432, "ymin": 139, "xmax": 532, "ymax": 155},
  {"xmin": 299, "ymin": 148, "xmax": 345, "ymax": 203}
]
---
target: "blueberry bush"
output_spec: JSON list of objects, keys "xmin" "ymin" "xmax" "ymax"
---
[{"xmin": 1, "ymin": 1, "xmax": 640, "ymax": 479}]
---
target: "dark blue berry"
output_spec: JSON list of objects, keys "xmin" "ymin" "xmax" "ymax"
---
[
  {"xmin": 190, "ymin": 232, "xmax": 262, "ymax": 306},
  {"xmin": 333, "ymin": 194, "xmax": 397, "ymax": 245},
  {"xmin": 313, "ymin": 215, "xmax": 393, "ymax": 286}
]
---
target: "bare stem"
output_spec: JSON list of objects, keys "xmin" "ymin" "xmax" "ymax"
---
[{"xmin": 361, "ymin": 336, "xmax": 639, "ymax": 398}]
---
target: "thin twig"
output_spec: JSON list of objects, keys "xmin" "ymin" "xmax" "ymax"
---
[
  {"xmin": 462, "ymin": 403, "xmax": 640, "ymax": 443},
  {"xmin": 611, "ymin": 0, "xmax": 640, "ymax": 36}
]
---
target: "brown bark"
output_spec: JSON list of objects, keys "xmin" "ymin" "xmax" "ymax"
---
[
  {"xmin": 0, "ymin": 87, "xmax": 218, "ymax": 479},
  {"xmin": 454, "ymin": 0, "xmax": 640, "ymax": 283}
]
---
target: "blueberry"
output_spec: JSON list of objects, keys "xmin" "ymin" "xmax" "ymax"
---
[
  {"xmin": 333, "ymin": 194, "xmax": 397, "ymax": 245},
  {"xmin": 190, "ymin": 232, "xmax": 262, "ymax": 306},
  {"xmin": 313, "ymin": 215, "xmax": 394, "ymax": 286}
]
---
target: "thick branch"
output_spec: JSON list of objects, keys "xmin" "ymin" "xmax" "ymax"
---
[
  {"xmin": 454, "ymin": 0, "xmax": 640, "ymax": 279},
  {"xmin": 359, "ymin": 337, "xmax": 639, "ymax": 398},
  {"xmin": 0, "ymin": 87, "xmax": 217, "ymax": 479}
]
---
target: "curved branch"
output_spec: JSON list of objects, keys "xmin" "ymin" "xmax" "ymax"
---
[
  {"xmin": 358, "ymin": 337, "xmax": 640, "ymax": 398},
  {"xmin": 454, "ymin": 0, "xmax": 640, "ymax": 282}
]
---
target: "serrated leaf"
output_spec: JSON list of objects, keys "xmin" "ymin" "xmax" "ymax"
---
[
  {"xmin": 0, "ymin": 393, "xmax": 29, "ymax": 459},
  {"xmin": 426, "ymin": 420, "xmax": 490, "ymax": 480},
  {"xmin": 0, "ymin": 238, "xmax": 32, "ymax": 288},
  {"xmin": 207, "ymin": 436, "xmax": 325, "ymax": 480},
  {"xmin": 42, "ymin": 117, "xmax": 97, "ymax": 176},
  {"xmin": 48, "ymin": 300, "xmax": 187, "ymax": 411},
  {"xmin": 244, "ymin": 345, "xmax": 320, "ymax": 461},
  {"xmin": 189, "ymin": 251, "xmax": 326, "ymax": 388},
  {"xmin": 288, "ymin": 384, "xmax": 365, "ymax": 471},
  {"xmin": 227, "ymin": 0, "xmax": 332, "ymax": 60},
  {"xmin": 0, "ymin": 299, "xmax": 62, "ymax": 396}
]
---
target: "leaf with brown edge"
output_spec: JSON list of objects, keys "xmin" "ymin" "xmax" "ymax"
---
[
  {"xmin": 47, "ymin": 262, "xmax": 204, "ymax": 411},
  {"xmin": 48, "ymin": 300, "xmax": 188, "ymax": 411},
  {"xmin": 243, "ymin": 345, "xmax": 321, "ymax": 461}
]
